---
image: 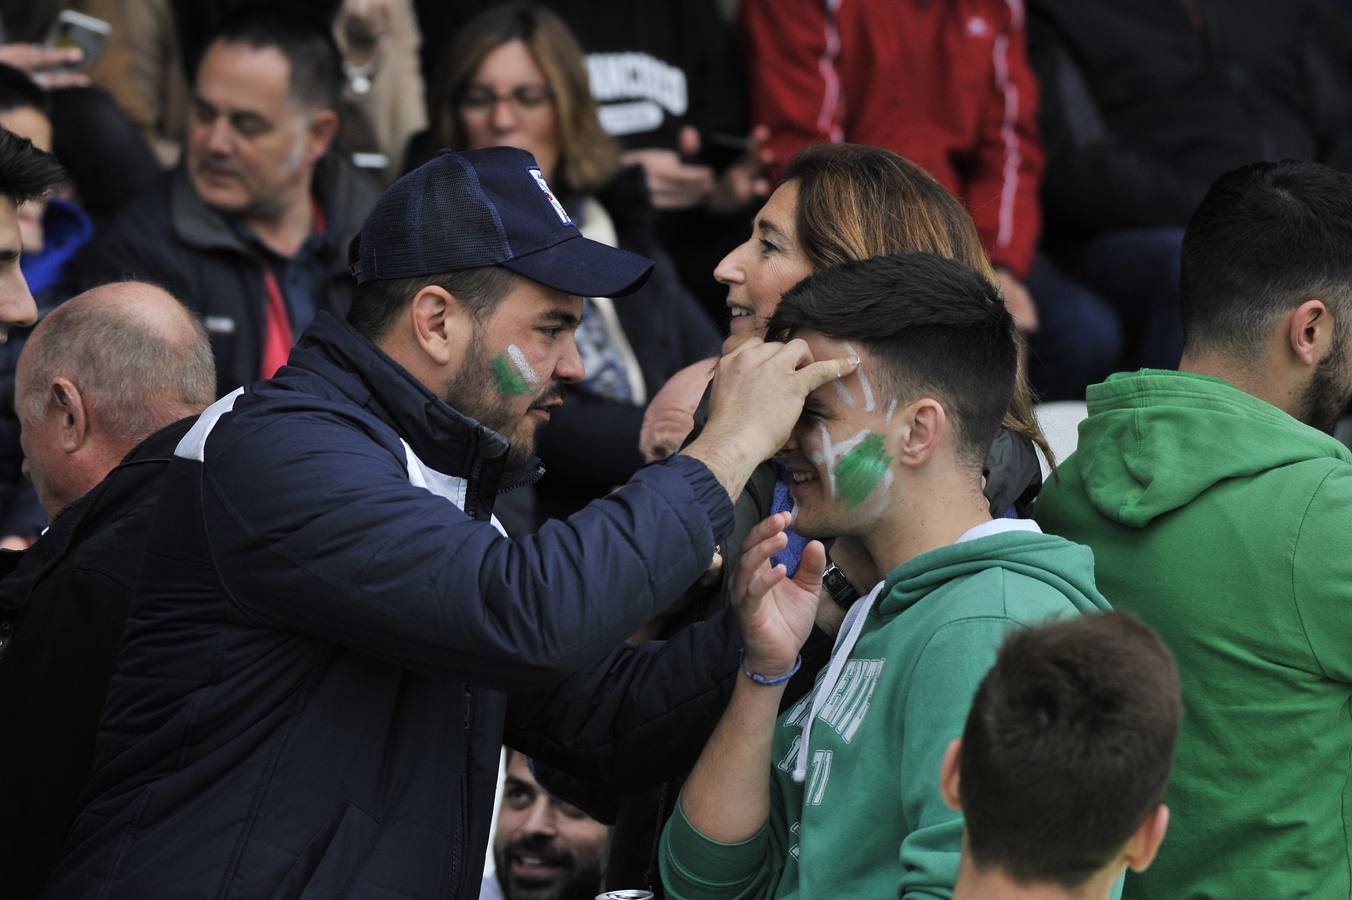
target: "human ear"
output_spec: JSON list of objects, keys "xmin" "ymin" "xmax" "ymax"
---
[
  {"xmin": 1123, "ymin": 804, "xmax": 1170, "ymax": 873},
  {"xmin": 1287, "ymin": 298, "xmax": 1330, "ymax": 367},
  {"xmin": 939, "ymin": 738, "xmax": 962, "ymax": 812},
  {"xmin": 893, "ymin": 398, "xmax": 946, "ymax": 468},
  {"xmin": 51, "ymin": 378, "xmax": 88, "ymax": 452},
  {"xmin": 408, "ymin": 286, "xmax": 457, "ymax": 366},
  {"xmin": 306, "ymin": 108, "xmax": 341, "ymax": 161}
]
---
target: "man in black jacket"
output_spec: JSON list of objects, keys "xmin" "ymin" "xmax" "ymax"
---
[
  {"xmin": 67, "ymin": 8, "xmax": 380, "ymax": 397},
  {"xmin": 0, "ymin": 281, "xmax": 217, "ymax": 898},
  {"xmin": 43, "ymin": 147, "xmax": 855, "ymax": 899}
]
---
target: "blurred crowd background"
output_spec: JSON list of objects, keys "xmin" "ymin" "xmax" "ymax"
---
[{"xmin": 3, "ymin": 0, "xmax": 1352, "ymax": 544}]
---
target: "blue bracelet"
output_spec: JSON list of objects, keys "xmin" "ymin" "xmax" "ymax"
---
[{"xmin": 739, "ymin": 652, "xmax": 803, "ymax": 686}]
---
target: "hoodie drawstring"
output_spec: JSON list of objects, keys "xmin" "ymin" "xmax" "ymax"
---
[{"xmin": 794, "ymin": 581, "xmax": 885, "ymax": 783}]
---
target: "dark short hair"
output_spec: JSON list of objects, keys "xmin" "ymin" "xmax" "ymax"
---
[
  {"xmin": 1181, "ymin": 160, "xmax": 1352, "ymax": 357},
  {"xmin": 347, "ymin": 267, "xmax": 519, "ymax": 340},
  {"xmin": 202, "ymin": 6, "xmax": 344, "ymax": 110},
  {"xmin": 0, "ymin": 127, "xmax": 65, "ymax": 206},
  {"xmin": 0, "ymin": 64, "xmax": 49, "ymax": 118},
  {"xmin": 960, "ymin": 612, "xmax": 1182, "ymax": 888},
  {"xmin": 767, "ymin": 252, "xmax": 1017, "ymax": 467}
]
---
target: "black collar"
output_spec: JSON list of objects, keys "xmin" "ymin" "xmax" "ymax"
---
[{"xmin": 0, "ymin": 418, "xmax": 193, "ymax": 638}]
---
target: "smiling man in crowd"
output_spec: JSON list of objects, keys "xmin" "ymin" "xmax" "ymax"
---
[
  {"xmin": 660, "ymin": 253, "xmax": 1111, "ymax": 899},
  {"xmin": 43, "ymin": 146, "xmax": 854, "ymax": 899},
  {"xmin": 68, "ymin": 8, "xmax": 379, "ymax": 396},
  {"xmin": 483, "ymin": 750, "xmax": 610, "ymax": 900}
]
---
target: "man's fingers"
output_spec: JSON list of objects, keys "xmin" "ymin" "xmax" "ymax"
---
[
  {"xmin": 795, "ymin": 355, "xmax": 860, "ymax": 394},
  {"xmin": 721, "ymin": 335, "xmax": 765, "ymax": 361},
  {"xmin": 770, "ymin": 336, "xmax": 814, "ymax": 367},
  {"xmin": 31, "ymin": 46, "xmax": 83, "ymax": 69},
  {"xmin": 654, "ymin": 163, "xmax": 714, "ymax": 190},
  {"xmin": 34, "ymin": 71, "xmax": 89, "ymax": 88}
]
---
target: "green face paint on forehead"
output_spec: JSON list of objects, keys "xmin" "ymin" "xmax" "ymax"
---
[
  {"xmin": 833, "ymin": 432, "xmax": 894, "ymax": 510},
  {"xmin": 492, "ymin": 352, "xmax": 535, "ymax": 397}
]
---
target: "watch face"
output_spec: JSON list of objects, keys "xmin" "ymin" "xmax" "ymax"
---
[{"xmin": 823, "ymin": 564, "xmax": 858, "ymax": 606}]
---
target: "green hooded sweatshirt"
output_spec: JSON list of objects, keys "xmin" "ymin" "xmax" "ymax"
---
[
  {"xmin": 1037, "ymin": 370, "xmax": 1352, "ymax": 900},
  {"xmin": 659, "ymin": 523, "xmax": 1112, "ymax": 899}
]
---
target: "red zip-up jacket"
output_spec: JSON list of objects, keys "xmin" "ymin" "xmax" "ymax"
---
[{"xmin": 741, "ymin": 0, "xmax": 1045, "ymax": 277}]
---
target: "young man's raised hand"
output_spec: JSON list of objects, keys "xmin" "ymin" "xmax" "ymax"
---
[{"xmin": 732, "ymin": 512, "xmax": 826, "ymax": 675}]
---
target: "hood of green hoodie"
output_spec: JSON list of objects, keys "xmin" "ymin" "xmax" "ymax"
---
[
  {"xmin": 1071, "ymin": 369, "xmax": 1352, "ymax": 527},
  {"xmin": 878, "ymin": 529, "xmax": 1109, "ymax": 618}
]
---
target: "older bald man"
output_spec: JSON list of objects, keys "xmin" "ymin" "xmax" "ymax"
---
[{"xmin": 0, "ymin": 281, "xmax": 216, "ymax": 899}]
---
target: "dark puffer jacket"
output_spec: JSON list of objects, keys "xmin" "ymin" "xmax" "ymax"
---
[{"xmin": 42, "ymin": 313, "xmax": 740, "ymax": 899}]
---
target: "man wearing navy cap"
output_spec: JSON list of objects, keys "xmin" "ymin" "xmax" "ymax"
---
[{"xmin": 41, "ymin": 147, "xmax": 854, "ymax": 900}]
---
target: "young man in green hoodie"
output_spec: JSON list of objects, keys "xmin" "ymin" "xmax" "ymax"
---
[
  {"xmin": 659, "ymin": 253, "xmax": 1112, "ymax": 899},
  {"xmin": 1036, "ymin": 159, "xmax": 1352, "ymax": 900}
]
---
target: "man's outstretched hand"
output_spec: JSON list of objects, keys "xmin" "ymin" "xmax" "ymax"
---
[{"xmin": 683, "ymin": 337, "xmax": 857, "ymax": 501}]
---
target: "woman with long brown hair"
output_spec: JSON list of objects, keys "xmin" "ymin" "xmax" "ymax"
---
[{"xmin": 645, "ymin": 143, "xmax": 1049, "ymax": 515}]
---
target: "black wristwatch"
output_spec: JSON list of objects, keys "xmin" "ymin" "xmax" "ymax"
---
[{"xmin": 821, "ymin": 562, "xmax": 861, "ymax": 608}]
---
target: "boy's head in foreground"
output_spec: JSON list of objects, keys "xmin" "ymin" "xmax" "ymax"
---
[{"xmin": 942, "ymin": 612, "xmax": 1182, "ymax": 898}]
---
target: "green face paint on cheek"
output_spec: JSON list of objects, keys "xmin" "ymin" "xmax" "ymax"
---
[
  {"xmin": 492, "ymin": 352, "xmax": 534, "ymax": 397},
  {"xmin": 832, "ymin": 432, "xmax": 894, "ymax": 510}
]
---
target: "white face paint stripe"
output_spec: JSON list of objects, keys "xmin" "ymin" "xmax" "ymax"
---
[
  {"xmin": 844, "ymin": 343, "xmax": 875, "ymax": 411},
  {"xmin": 860, "ymin": 469, "xmax": 896, "ymax": 516},
  {"xmin": 832, "ymin": 379, "xmax": 856, "ymax": 407},
  {"xmin": 808, "ymin": 426, "xmax": 874, "ymax": 501},
  {"xmin": 885, "ymin": 399, "xmax": 898, "ymax": 422},
  {"xmin": 506, "ymin": 344, "xmax": 540, "ymax": 385}
]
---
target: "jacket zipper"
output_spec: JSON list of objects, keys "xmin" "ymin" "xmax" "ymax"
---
[
  {"xmin": 450, "ymin": 684, "xmax": 475, "ymax": 899},
  {"xmin": 464, "ymin": 458, "xmax": 484, "ymax": 520}
]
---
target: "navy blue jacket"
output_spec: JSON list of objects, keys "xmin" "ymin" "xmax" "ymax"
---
[{"xmin": 43, "ymin": 313, "xmax": 737, "ymax": 899}]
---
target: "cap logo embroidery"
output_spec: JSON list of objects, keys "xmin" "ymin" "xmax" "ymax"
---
[{"xmin": 528, "ymin": 166, "xmax": 574, "ymax": 226}]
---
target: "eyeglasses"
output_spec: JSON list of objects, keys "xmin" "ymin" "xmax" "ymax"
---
[{"xmin": 457, "ymin": 84, "xmax": 555, "ymax": 114}]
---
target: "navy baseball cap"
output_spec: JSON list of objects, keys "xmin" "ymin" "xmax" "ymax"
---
[{"xmin": 350, "ymin": 147, "xmax": 654, "ymax": 297}]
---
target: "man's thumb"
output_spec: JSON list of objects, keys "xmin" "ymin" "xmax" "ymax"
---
[{"xmin": 799, "ymin": 354, "xmax": 860, "ymax": 394}]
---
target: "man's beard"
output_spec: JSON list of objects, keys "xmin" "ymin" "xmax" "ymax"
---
[
  {"xmin": 441, "ymin": 328, "xmax": 552, "ymax": 470},
  {"xmin": 1298, "ymin": 330, "xmax": 1352, "ymax": 434},
  {"xmin": 493, "ymin": 834, "xmax": 602, "ymax": 900}
]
